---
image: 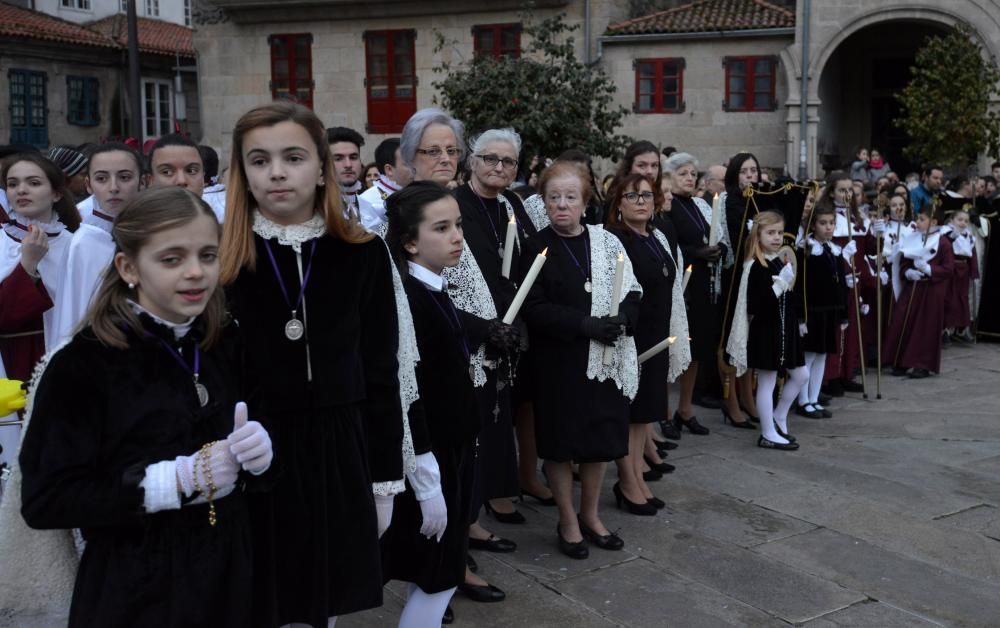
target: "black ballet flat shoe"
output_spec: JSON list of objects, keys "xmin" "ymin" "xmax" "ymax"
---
[
  {"xmin": 658, "ymin": 418, "xmax": 682, "ymax": 441},
  {"xmin": 484, "ymin": 502, "xmax": 526, "ymax": 524},
  {"xmin": 722, "ymin": 408, "xmax": 755, "ymax": 429},
  {"xmin": 613, "ymin": 482, "xmax": 657, "ymax": 516},
  {"xmin": 643, "ymin": 469, "xmax": 663, "ymax": 482},
  {"xmin": 468, "ymin": 534, "xmax": 517, "ymax": 553},
  {"xmin": 520, "ymin": 488, "xmax": 556, "ymax": 506},
  {"xmin": 774, "ymin": 421, "xmax": 797, "ymax": 443},
  {"xmin": 908, "ymin": 368, "xmax": 930, "ymax": 379},
  {"xmin": 674, "ymin": 411, "xmax": 710, "ymax": 435},
  {"xmin": 442, "ymin": 605, "xmax": 454, "ymax": 624},
  {"xmin": 795, "ymin": 404, "xmax": 825, "ymax": 419},
  {"xmin": 466, "ymin": 552, "xmax": 478, "ymax": 573},
  {"xmin": 647, "ymin": 495, "xmax": 666, "ymax": 509},
  {"xmin": 757, "ymin": 435, "xmax": 799, "ymax": 451},
  {"xmin": 890, "ymin": 366, "xmax": 908, "ymax": 376},
  {"xmin": 556, "ymin": 524, "xmax": 589, "ymax": 560},
  {"xmin": 653, "ymin": 438, "xmax": 678, "ymax": 450},
  {"xmin": 577, "ymin": 515, "xmax": 625, "ymax": 551},
  {"xmin": 840, "ymin": 378, "xmax": 864, "ymax": 393},
  {"xmin": 815, "ymin": 404, "xmax": 833, "ymax": 418},
  {"xmin": 817, "ymin": 392, "xmax": 832, "ymax": 405},
  {"xmin": 643, "ymin": 454, "xmax": 675, "ymax": 474},
  {"xmin": 458, "ymin": 581, "xmax": 506, "ymax": 603}
]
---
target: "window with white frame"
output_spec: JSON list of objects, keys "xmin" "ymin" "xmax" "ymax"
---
[
  {"xmin": 62, "ymin": 0, "xmax": 91, "ymax": 9},
  {"xmin": 141, "ymin": 79, "xmax": 172, "ymax": 140},
  {"xmin": 145, "ymin": 0, "xmax": 159, "ymax": 17}
]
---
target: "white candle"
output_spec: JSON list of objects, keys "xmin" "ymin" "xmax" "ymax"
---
[
  {"xmin": 638, "ymin": 336, "xmax": 677, "ymax": 364},
  {"xmin": 682, "ymin": 264, "xmax": 693, "ymax": 292},
  {"xmin": 501, "ymin": 214, "xmax": 517, "ymax": 279},
  {"xmin": 709, "ymin": 193, "xmax": 722, "ymax": 246},
  {"xmin": 603, "ymin": 252, "xmax": 626, "ymax": 365},
  {"xmin": 502, "ymin": 247, "xmax": 547, "ymax": 324}
]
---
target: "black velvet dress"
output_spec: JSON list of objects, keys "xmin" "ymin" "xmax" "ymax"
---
[
  {"xmin": 19, "ymin": 317, "xmax": 254, "ymax": 628},
  {"xmin": 227, "ymin": 232, "xmax": 403, "ymax": 627},
  {"xmin": 380, "ymin": 274, "xmax": 481, "ymax": 593},
  {"xmin": 608, "ymin": 225, "xmax": 677, "ymax": 423},
  {"xmin": 746, "ymin": 257, "xmax": 805, "ymax": 372},
  {"xmin": 519, "ymin": 227, "xmax": 640, "ymax": 463},
  {"xmin": 795, "ymin": 242, "xmax": 848, "ymax": 354}
]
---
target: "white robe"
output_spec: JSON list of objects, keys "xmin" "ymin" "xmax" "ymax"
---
[{"xmin": 52, "ymin": 220, "xmax": 115, "ymax": 345}]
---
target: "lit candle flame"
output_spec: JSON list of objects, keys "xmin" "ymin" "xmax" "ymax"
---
[
  {"xmin": 668, "ymin": 336, "xmax": 677, "ymax": 344},
  {"xmin": 541, "ymin": 247, "xmax": 548, "ymax": 256}
]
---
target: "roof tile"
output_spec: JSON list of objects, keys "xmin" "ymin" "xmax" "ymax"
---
[
  {"xmin": 89, "ymin": 14, "xmax": 195, "ymax": 57},
  {"xmin": 0, "ymin": 2, "xmax": 116, "ymax": 49},
  {"xmin": 606, "ymin": 0, "xmax": 795, "ymax": 36}
]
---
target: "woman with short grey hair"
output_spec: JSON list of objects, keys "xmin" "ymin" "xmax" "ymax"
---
[{"xmin": 399, "ymin": 108, "xmax": 466, "ymax": 186}]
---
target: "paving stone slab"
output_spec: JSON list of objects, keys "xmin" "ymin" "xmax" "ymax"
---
[
  {"xmin": 802, "ymin": 600, "xmax": 943, "ymax": 627},
  {"xmin": 554, "ymin": 557, "xmax": 782, "ymax": 628},
  {"xmin": 756, "ymin": 528, "xmax": 1000, "ymax": 628},
  {"xmin": 935, "ymin": 504, "xmax": 1000, "ymax": 541}
]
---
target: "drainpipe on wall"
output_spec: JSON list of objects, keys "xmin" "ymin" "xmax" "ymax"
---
[
  {"xmin": 584, "ymin": 0, "xmax": 591, "ymax": 65},
  {"xmin": 798, "ymin": 0, "xmax": 811, "ymax": 180}
]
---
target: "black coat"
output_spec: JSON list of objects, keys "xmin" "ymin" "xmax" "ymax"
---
[
  {"xmin": 795, "ymin": 242, "xmax": 848, "ymax": 354},
  {"xmin": 746, "ymin": 257, "xmax": 805, "ymax": 372},
  {"xmin": 19, "ymin": 317, "xmax": 254, "ymax": 628}
]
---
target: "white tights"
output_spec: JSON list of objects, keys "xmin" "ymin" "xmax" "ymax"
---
[
  {"xmin": 757, "ymin": 366, "xmax": 808, "ymax": 444},
  {"xmin": 398, "ymin": 583, "xmax": 456, "ymax": 628},
  {"xmin": 797, "ymin": 352, "xmax": 828, "ymax": 407}
]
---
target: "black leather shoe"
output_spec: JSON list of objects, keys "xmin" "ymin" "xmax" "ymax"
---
[
  {"xmin": 653, "ymin": 438, "xmax": 678, "ymax": 450},
  {"xmin": 577, "ymin": 515, "xmax": 624, "ymax": 550},
  {"xmin": 613, "ymin": 482, "xmax": 657, "ymax": 516},
  {"xmin": 774, "ymin": 421, "xmax": 797, "ymax": 443},
  {"xmin": 643, "ymin": 454, "xmax": 675, "ymax": 474},
  {"xmin": 693, "ymin": 395, "xmax": 724, "ymax": 409},
  {"xmin": 757, "ymin": 435, "xmax": 799, "ymax": 451},
  {"xmin": 891, "ymin": 366, "xmax": 908, "ymax": 376},
  {"xmin": 815, "ymin": 404, "xmax": 833, "ymax": 418},
  {"xmin": 484, "ymin": 502, "xmax": 526, "ymax": 524},
  {"xmin": 643, "ymin": 469, "xmax": 663, "ymax": 482},
  {"xmin": 817, "ymin": 392, "xmax": 832, "ymax": 405},
  {"xmin": 442, "ymin": 605, "xmax": 454, "ymax": 624},
  {"xmin": 722, "ymin": 408, "xmax": 755, "ymax": 429},
  {"xmin": 647, "ymin": 495, "xmax": 666, "ymax": 509},
  {"xmin": 468, "ymin": 534, "xmax": 517, "ymax": 553},
  {"xmin": 674, "ymin": 411, "xmax": 710, "ymax": 435},
  {"xmin": 458, "ymin": 581, "xmax": 506, "ymax": 602},
  {"xmin": 795, "ymin": 404, "xmax": 824, "ymax": 419},
  {"xmin": 658, "ymin": 418, "xmax": 682, "ymax": 440},
  {"xmin": 557, "ymin": 523, "xmax": 589, "ymax": 559},
  {"xmin": 466, "ymin": 552, "xmax": 478, "ymax": 573},
  {"xmin": 520, "ymin": 488, "xmax": 556, "ymax": 506},
  {"xmin": 909, "ymin": 368, "xmax": 930, "ymax": 379},
  {"xmin": 840, "ymin": 378, "xmax": 864, "ymax": 392},
  {"xmin": 739, "ymin": 403, "xmax": 760, "ymax": 423}
]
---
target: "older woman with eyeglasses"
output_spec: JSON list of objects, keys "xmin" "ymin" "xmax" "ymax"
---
[{"xmin": 605, "ymin": 173, "xmax": 690, "ymax": 515}]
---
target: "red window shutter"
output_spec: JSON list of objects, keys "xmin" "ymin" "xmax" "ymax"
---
[
  {"xmin": 724, "ymin": 55, "xmax": 776, "ymax": 112},
  {"xmin": 473, "ymin": 23, "xmax": 522, "ymax": 60},
  {"xmin": 634, "ymin": 58, "xmax": 684, "ymax": 114},
  {"xmin": 269, "ymin": 33, "xmax": 313, "ymax": 109},
  {"xmin": 365, "ymin": 29, "xmax": 416, "ymax": 133}
]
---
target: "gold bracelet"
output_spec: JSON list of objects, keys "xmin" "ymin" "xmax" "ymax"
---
[{"xmin": 199, "ymin": 442, "xmax": 218, "ymax": 527}]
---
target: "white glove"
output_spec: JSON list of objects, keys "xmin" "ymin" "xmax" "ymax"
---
[
  {"xmin": 905, "ymin": 268, "xmax": 924, "ymax": 281},
  {"xmin": 879, "ymin": 270, "xmax": 889, "ymax": 285},
  {"xmin": 228, "ymin": 402, "xmax": 272, "ymax": 475},
  {"xmin": 873, "ymin": 219, "xmax": 886, "ymax": 236},
  {"xmin": 406, "ymin": 452, "xmax": 442, "ymax": 501},
  {"xmin": 861, "ymin": 303, "xmax": 870, "ymax": 316},
  {"xmin": 798, "ymin": 322, "xmax": 808, "ymax": 337},
  {"xmin": 842, "ymin": 240, "xmax": 858, "ymax": 259},
  {"xmin": 810, "ymin": 240, "xmax": 824, "ymax": 256},
  {"xmin": 175, "ymin": 440, "xmax": 240, "ymax": 500},
  {"xmin": 845, "ymin": 274, "xmax": 855, "ymax": 289},
  {"xmin": 771, "ymin": 263, "xmax": 795, "ymax": 297},
  {"xmin": 418, "ymin": 493, "xmax": 448, "ymax": 542},
  {"xmin": 375, "ymin": 494, "xmax": 394, "ymax": 538},
  {"xmin": 915, "ymin": 259, "xmax": 931, "ymax": 275}
]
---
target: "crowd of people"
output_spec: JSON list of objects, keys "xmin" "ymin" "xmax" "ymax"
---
[{"xmin": 0, "ymin": 103, "xmax": 997, "ymax": 628}]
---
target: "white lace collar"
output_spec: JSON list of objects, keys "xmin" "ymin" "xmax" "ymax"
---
[
  {"xmin": 6, "ymin": 211, "xmax": 66, "ymax": 234},
  {"xmin": 407, "ymin": 261, "xmax": 447, "ymax": 292},
  {"xmin": 127, "ymin": 299, "xmax": 195, "ymax": 340},
  {"xmin": 252, "ymin": 210, "xmax": 326, "ymax": 253}
]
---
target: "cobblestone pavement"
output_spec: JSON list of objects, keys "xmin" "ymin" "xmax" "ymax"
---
[{"xmin": 349, "ymin": 341, "xmax": 1000, "ymax": 628}]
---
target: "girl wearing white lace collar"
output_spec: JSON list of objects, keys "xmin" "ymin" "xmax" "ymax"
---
[
  {"xmin": 219, "ymin": 101, "xmax": 405, "ymax": 627},
  {"xmin": 943, "ymin": 208, "xmax": 978, "ymax": 341},
  {"xmin": 727, "ymin": 211, "xmax": 807, "ymax": 450}
]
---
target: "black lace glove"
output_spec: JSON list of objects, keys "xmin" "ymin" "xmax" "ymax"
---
[
  {"xmin": 487, "ymin": 319, "xmax": 522, "ymax": 352},
  {"xmin": 693, "ymin": 245, "xmax": 722, "ymax": 262},
  {"xmin": 580, "ymin": 316, "xmax": 624, "ymax": 346}
]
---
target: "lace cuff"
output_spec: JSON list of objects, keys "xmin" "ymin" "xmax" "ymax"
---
[
  {"xmin": 141, "ymin": 460, "xmax": 181, "ymax": 513},
  {"xmin": 373, "ymin": 480, "xmax": 406, "ymax": 497}
]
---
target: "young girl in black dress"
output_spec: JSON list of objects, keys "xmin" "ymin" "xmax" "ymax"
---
[
  {"xmin": 382, "ymin": 181, "xmax": 482, "ymax": 627},
  {"xmin": 13, "ymin": 186, "xmax": 272, "ymax": 627},
  {"xmin": 728, "ymin": 211, "xmax": 807, "ymax": 450}
]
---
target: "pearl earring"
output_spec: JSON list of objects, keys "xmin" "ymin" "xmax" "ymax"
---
[{"xmin": 128, "ymin": 282, "xmax": 135, "ymax": 290}]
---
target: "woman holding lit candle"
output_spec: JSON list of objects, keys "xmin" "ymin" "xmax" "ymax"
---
[
  {"xmin": 519, "ymin": 162, "xmax": 642, "ymax": 558},
  {"xmin": 606, "ymin": 173, "xmax": 691, "ymax": 515},
  {"xmin": 664, "ymin": 152, "xmax": 732, "ymax": 437}
]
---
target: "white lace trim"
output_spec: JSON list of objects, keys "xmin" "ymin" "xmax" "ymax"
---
[
  {"xmin": 3, "ymin": 213, "xmax": 67, "ymax": 241},
  {"xmin": 694, "ymin": 196, "xmax": 733, "ymax": 268},
  {"xmin": 371, "ymin": 238, "xmax": 419, "ymax": 496},
  {"xmin": 522, "ymin": 194, "xmax": 550, "ymax": 232},
  {"xmin": 0, "ymin": 340, "xmax": 80, "ymax": 614},
  {"xmin": 441, "ymin": 240, "xmax": 497, "ymax": 387},
  {"xmin": 251, "ymin": 210, "xmax": 326, "ymax": 253},
  {"xmin": 652, "ymin": 228, "xmax": 691, "ymax": 382},
  {"xmin": 585, "ymin": 225, "xmax": 641, "ymax": 400},
  {"xmin": 726, "ymin": 260, "xmax": 755, "ymax": 377}
]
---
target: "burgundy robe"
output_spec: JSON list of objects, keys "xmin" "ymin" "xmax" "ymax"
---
[
  {"xmin": 944, "ymin": 243, "xmax": 979, "ymax": 329},
  {"xmin": 0, "ymin": 263, "xmax": 52, "ymax": 381}
]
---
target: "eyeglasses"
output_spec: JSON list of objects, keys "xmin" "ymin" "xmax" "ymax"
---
[
  {"xmin": 416, "ymin": 147, "xmax": 460, "ymax": 160},
  {"xmin": 477, "ymin": 154, "xmax": 518, "ymax": 170},
  {"xmin": 622, "ymin": 191, "xmax": 655, "ymax": 204}
]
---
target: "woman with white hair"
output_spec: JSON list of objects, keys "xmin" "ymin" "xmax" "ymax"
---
[
  {"xmin": 663, "ymin": 152, "xmax": 733, "ymax": 438},
  {"xmin": 399, "ymin": 108, "xmax": 466, "ymax": 187}
]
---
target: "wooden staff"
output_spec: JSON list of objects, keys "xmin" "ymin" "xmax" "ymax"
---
[
  {"xmin": 849, "ymin": 256, "xmax": 869, "ymax": 399},
  {"xmin": 875, "ymin": 232, "xmax": 883, "ymax": 399},
  {"xmin": 893, "ymin": 281, "xmax": 919, "ymax": 367}
]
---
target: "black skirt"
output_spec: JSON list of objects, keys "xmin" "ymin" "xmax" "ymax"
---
[
  {"xmin": 248, "ymin": 403, "xmax": 382, "ymax": 627},
  {"xmin": 471, "ymin": 369, "xmax": 518, "ymax": 502},
  {"xmin": 801, "ymin": 309, "xmax": 840, "ymax": 354},
  {"xmin": 381, "ymin": 439, "xmax": 476, "ymax": 593}
]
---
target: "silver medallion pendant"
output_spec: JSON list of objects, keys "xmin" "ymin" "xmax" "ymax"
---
[
  {"xmin": 285, "ymin": 318, "xmax": 305, "ymax": 341},
  {"xmin": 584, "ymin": 280, "xmax": 593, "ymax": 293},
  {"xmin": 498, "ymin": 245, "xmax": 504, "ymax": 260},
  {"xmin": 194, "ymin": 381, "xmax": 210, "ymax": 407},
  {"xmin": 662, "ymin": 264, "xmax": 670, "ymax": 277}
]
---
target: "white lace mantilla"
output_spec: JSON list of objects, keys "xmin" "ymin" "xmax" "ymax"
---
[
  {"xmin": 441, "ymin": 241, "xmax": 497, "ymax": 387},
  {"xmin": 0, "ymin": 342, "xmax": 79, "ymax": 616},
  {"xmin": 251, "ymin": 211, "xmax": 326, "ymax": 252},
  {"xmin": 586, "ymin": 225, "xmax": 641, "ymax": 400},
  {"xmin": 652, "ymin": 228, "xmax": 691, "ymax": 382},
  {"xmin": 522, "ymin": 194, "xmax": 550, "ymax": 232},
  {"xmin": 726, "ymin": 260, "xmax": 755, "ymax": 377}
]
